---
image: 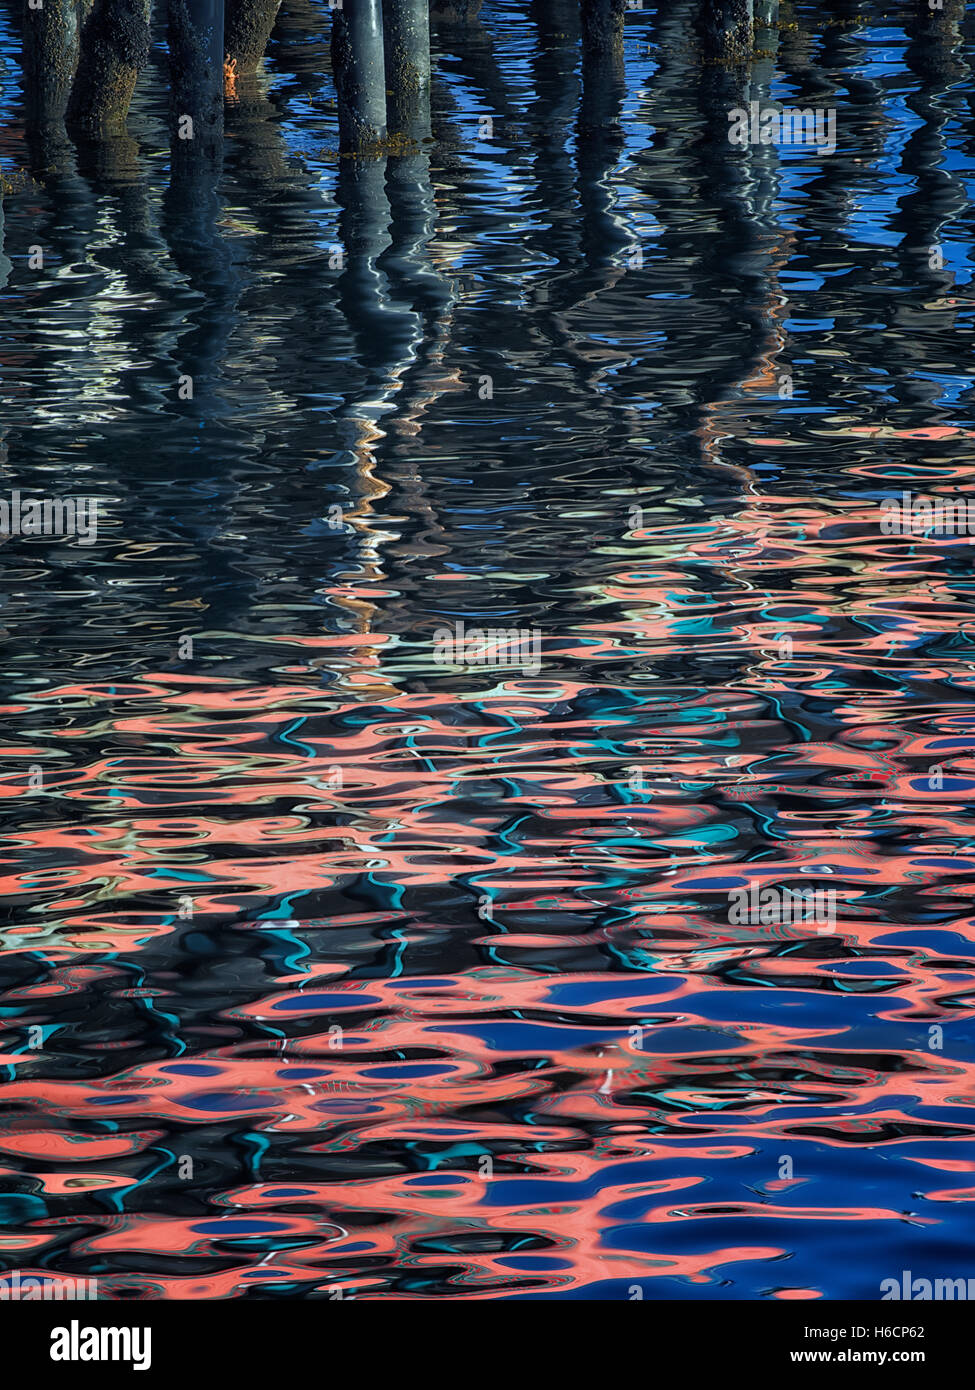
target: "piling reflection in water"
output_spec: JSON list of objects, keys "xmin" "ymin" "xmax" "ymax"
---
[{"xmin": 0, "ymin": 0, "xmax": 975, "ymax": 1300}]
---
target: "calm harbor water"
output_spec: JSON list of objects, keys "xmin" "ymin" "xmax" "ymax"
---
[{"xmin": 1, "ymin": 0, "xmax": 975, "ymax": 1300}]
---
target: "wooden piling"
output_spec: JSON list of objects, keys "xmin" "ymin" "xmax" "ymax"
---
[
  {"xmin": 0, "ymin": 179, "xmax": 11, "ymax": 291},
  {"xmin": 580, "ymin": 0, "xmax": 625, "ymax": 58},
  {"xmin": 225, "ymin": 0, "xmax": 283, "ymax": 77},
  {"xmin": 430, "ymin": 0, "xmax": 481, "ymax": 23},
  {"xmin": 753, "ymin": 0, "xmax": 777, "ymax": 74},
  {"xmin": 579, "ymin": 0, "xmax": 625, "ymax": 268},
  {"xmin": 921, "ymin": 0, "xmax": 966, "ymax": 34},
  {"xmin": 66, "ymin": 0, "xmax": 150, "ymax": 138},
  {"xmin": 168, "ymin": 0, "xmax": 225, "ymax": 162},
  {"xmin": 701, "ymin": 0, "xmax": 754, "ymax": 66},
  {"xmin": 383, "ymin": 0, "xmax": 432, "ymax": 142},
  {"xmin": 23, "ymin": 0, "xmax": 88, "ymax": 129},
  {"xmin": 332, "ymin": 0, "xmax": 388, "ymax": 152}
]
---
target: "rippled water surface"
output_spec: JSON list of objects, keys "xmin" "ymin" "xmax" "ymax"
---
[{"xmin": 2, "ymin": 0, "xmax": 975, "ymax": 1300}]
